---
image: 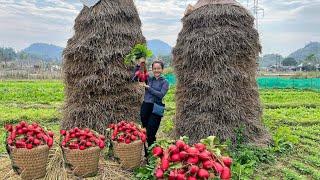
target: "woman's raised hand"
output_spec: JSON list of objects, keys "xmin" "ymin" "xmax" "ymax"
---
[{"xmin": 139, "ymin": 82, "xmax": 149, "ymax": 88}]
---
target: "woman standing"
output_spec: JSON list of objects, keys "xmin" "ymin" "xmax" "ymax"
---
[{"xmin": 139, "ymin": 60, "xmax": 169, "ymax": 147}]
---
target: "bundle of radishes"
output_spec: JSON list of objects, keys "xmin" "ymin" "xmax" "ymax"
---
[
  {"xmin": 60, "ymin": 127, "xmax": 105, "ymax": 150},
  {"xmin": 152, "ymin": 138, "xmax": 232, "ymax": 180},
  {"xmin": 134, "ymin": 62, "xmax": 149, "ymax": 82},
  {"xmin": 5, "ymin": 121, "xmax": 54, "ymax": 149},
  {"xmin": 108, "ymin": 121, "xmax": 146, "ymax": 144}
]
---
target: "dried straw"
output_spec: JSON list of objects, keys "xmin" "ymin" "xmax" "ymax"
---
[
  {"xmin": 61, "ymin": 0, "xmax": 145, "ymax": 134},
  {"xmin": 173, "ymin": 0, "xmax": 271, "ymax": 145}
]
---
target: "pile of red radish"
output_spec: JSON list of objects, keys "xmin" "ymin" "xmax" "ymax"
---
[
  {"xmin": 152, "ymin": 140, "xmax": 232, "ymax": 180},
  {"xmin": 60, "ymin": 127, "xmax": 105, "ymax": 150},
  {"xmin": 5, "ymin": 121, "xmax": 54, "ymax": 149},
  {"xmin": 108, "ymin": 121, "xmax": 146, "ymax": 144}
]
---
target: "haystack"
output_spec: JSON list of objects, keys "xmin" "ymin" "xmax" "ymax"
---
[
  {"xmin": 173, "ymin": 0, "xmax": 271, "ymax": 145},
  {"xmin": 61, "ymin": 0, "xmax": 145, "ymax": 134}
]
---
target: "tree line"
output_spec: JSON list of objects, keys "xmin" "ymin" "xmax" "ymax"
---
[{"xmin": 0, "ymin": 47, "xmax": 41, "ymax": 65}]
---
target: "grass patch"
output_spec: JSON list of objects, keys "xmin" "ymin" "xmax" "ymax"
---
[{"xmin": 0, "ymin": 80, "xmax": 64, "ymax": 105}]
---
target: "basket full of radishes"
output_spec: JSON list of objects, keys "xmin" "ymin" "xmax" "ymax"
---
[
  {"xmin": 107, "ymin": 121, "xmax": 147, "ymax": 169},
  {"xmin": 60, "ymin": 127, "xmax": 105, "ymax": 177},
  {"xmin": 151, "ymin": 136, "xmax": 232, "ymax": 180},
  {"xmin": 4, "ymin": 121, "xmax": 54, "ymax": 180}
]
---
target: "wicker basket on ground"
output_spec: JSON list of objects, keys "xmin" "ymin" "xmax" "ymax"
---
[
  {"xmin": 112, "ymin": 140, "xmax": 143, "ymax": 169},
  {"xmin": 62, "ymin": 146, "xmax": 101, "ymax": 177},
  {"xmin": 8, "ymin": 144, "xmax": 49, "ymax": 180}
]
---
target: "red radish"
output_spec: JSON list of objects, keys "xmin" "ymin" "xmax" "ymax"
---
[
  {"xmin": 22, "ymin": 127, "xmax": 28, "ymax": 133},
  {"xmin": 26, "ymin": 144, "xmax": 33, "ymax": 149},
  {"xmin": 42, "ymin": 134, "xmax": 49, "ymax": 142},
  {"xmin": 189, "ymin": 165, "xmax": 199, "ymax": 174},
  {"xmin": 99, "ymin": 141, "xmax": 105, "ymax": 149},
  {"xmin": 15, "ymin": 141, "xmax": 26, "ymax": 148},
  {"xmin": 5, "ymin": 124, "xmax": 13, "ymax": 132},
  {"xmin": 176, "ymin": 140, "xmax": 185, "ymax": 149},
  {"xmin": 198, "ymin": 169, "xmax": 209, "ymax": 179},
  {"xmin": 176, "ymin": 173, "xmax": 186, "ymax": 180},
  {"xmin": 48, "ymin": 131, "xmax": 54, "ymax": 137},
  {"xmin": 20, "ymin": 121, "xmax": 27, "ymax": 127},
  {"xmin": 186, "ymin": 147, "xmax": 199, "ymax": 155},
  {"xmin": 99, "ymin": 135, "xmax": 105, "ymax": 140},
  {"xmin": 84, "ymin": 128, "xmax": 90, "ymax": 133},
  {"xmin": 177, "ymin": 169, "xmax": 185, "ymax": 174},
  {"xmin": 140, "ymin": 134, "xmax": 146, "ymax": 143},
  {"xmin": 203, "ymin": 150, "xmax": 212, "ymax": 156},
  {"xmin": 47, "ymin": 138, "xmax": 53, "ymax": 147},
  {"xmin": 169, "ymin": 145, "xmax": 179, "ymax": 154},
  {"xmin": 17, "ymin": 129, "xmax": 24, "ymax": 134},
  {"xmin": 152, "ymin": 146, "xmax": 163, "ymax": 157},
  {"xmin": 194, "ymin": 143, "xmax": 206, "ymax": 152},
  {"xmin": 86, "ymin": 141, "xmax": 92, "ymax": 147},
  {"xmin": 179, "ymin": 151, "xmax": 188, "ymax": 160},
  {"xmin": 213, "ymin": 162, "xmax": 223, "ymax": 174},
  {"xmin": 32, "ymin": 122, "xmax": 38, "ymax": 128},
  {"xmin": 199, "ymin": 151, "xmax": 210, "ymax": 160},
  {"xmin": 131, "ymin": 135, "xmax": 137, "ymax": 141},
  {"xmin": 36, "ymin": 133, "xmax": 42, "ymax": 139},
  {"xmin": 7, "ymin": 138, "xmax": 13, "ymax": 145},
  {"xmin": 169, "ymin": 170, "xmax": 177, "ymax": 180},
  {"xmin": 94, "ymin": 138, "xmax": 100, "ymax": 145},
  {"xmin": 69, "ymin": 143, "xmax": 79, "ymax": 149},
  {"xmin": 125, "ymin": 139, "xmax": 131, "ymax": 144},
  {"xmin": 170, "ymin": 153, "xmax": 181, "ymax": 162},
  {"xmin": 161, "ymin": 157, "xmax": 169, "ymax": 170},
  {"xmin": 75, "ymin": 132, "xmax": 81, "ymax": 137},
  {"xmin": 60, "ymin": 130, "xmax": 66, "ymax": 135},
  {"xmin": 220, "ymin": 167, "xmax": 231, "ymax": 180},
  {"xmin": 155, "ymin": 168, "xmax": 164, "ymax": 179},
  {"xmin": 187, "ymin": 177, "xmax": 197, "ymax": 180},
  {"xmin": 187, "ymin": 156, "xmax": 199, "ymax": 164},
  {"xmin": 89, "ymin": 137, "xmax": 96, "ymax": 142},
  {"xmin": 28, "ymin": 136, "xmax": 34, "ymax": 142},
  {"xmin": 11, "ymin": 131, "xmax": 16, "ymax": 140},
  {"xmin": 80, "ymin": 140, "xmax": 86, "ymax": 145},
  {"xmin": 79, "ymin": 145, "xmax": 86, "ymax": 150},
  {"xmin": 27, "ymin": 131, "xmax": 34, "ymax": 136},
  {"xmin": 33, "ymin": 138, "xmax": 41, "ymax": 145},
  {"xmin": 222, "ymin": 156, "xmax": 233, "ymax": 167},
  {"xmin": 202, "ymin": 160, "xmax": 214, "ymax": 169},
  {"xmin": 111, "ymin": 135, "xmax": 115, "ymax": 140}
]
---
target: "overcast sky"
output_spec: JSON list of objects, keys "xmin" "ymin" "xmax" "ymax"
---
[{"xmin": 0, "ymin": 0, "xmax": 319, "ymax": 56}]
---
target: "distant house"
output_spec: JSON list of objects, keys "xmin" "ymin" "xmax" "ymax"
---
[{"xmin": 50, "ymin": 65, "xmax": 61, "ymax": 71}]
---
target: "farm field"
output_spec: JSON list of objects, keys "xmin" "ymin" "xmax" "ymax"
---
[{"xmin": 0, "ymin": 80, "xmax": 319, "ymax": 179}]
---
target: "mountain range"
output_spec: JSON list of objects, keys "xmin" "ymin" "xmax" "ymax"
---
[
  {"xmin": 21, "ymin": 41, "xmax": 320, "ymax": 66},
  {"xmin": 260, "ymin": 42, "xmax": 320, "ymax": 67},
  {"xmin": 22, "ymin": 39, "xmax": 173, "ymax": 62},
  {"xmin": 288, "ymin": 42, "xmax": 320, "ymax": 62},
  {"xmin": 23, "ymin": 43, "xmax": 64, "ymax": 61}
]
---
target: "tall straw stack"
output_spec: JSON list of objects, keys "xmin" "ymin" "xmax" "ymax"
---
[
  {"xmin": 173, "ymin": 0, "xmax": 271, "ymax": 145},
  {"xmin": 62, "ymin": 0, "xmax": 145, "ymax": 134}
]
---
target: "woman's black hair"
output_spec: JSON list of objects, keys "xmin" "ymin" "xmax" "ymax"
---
[{"xmin": 152, "ymin": 60, "xmax": 164, "ymax": 69}]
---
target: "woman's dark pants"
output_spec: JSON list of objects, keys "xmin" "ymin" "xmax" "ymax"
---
[{"xmin": 140, "ymin": 102, "xmax": 162, "ymax": 154}]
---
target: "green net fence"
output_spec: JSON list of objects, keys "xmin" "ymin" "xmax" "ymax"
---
[{"xmin": 164, "ymin": 74, "xmax": 320, "ymax": 90}]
